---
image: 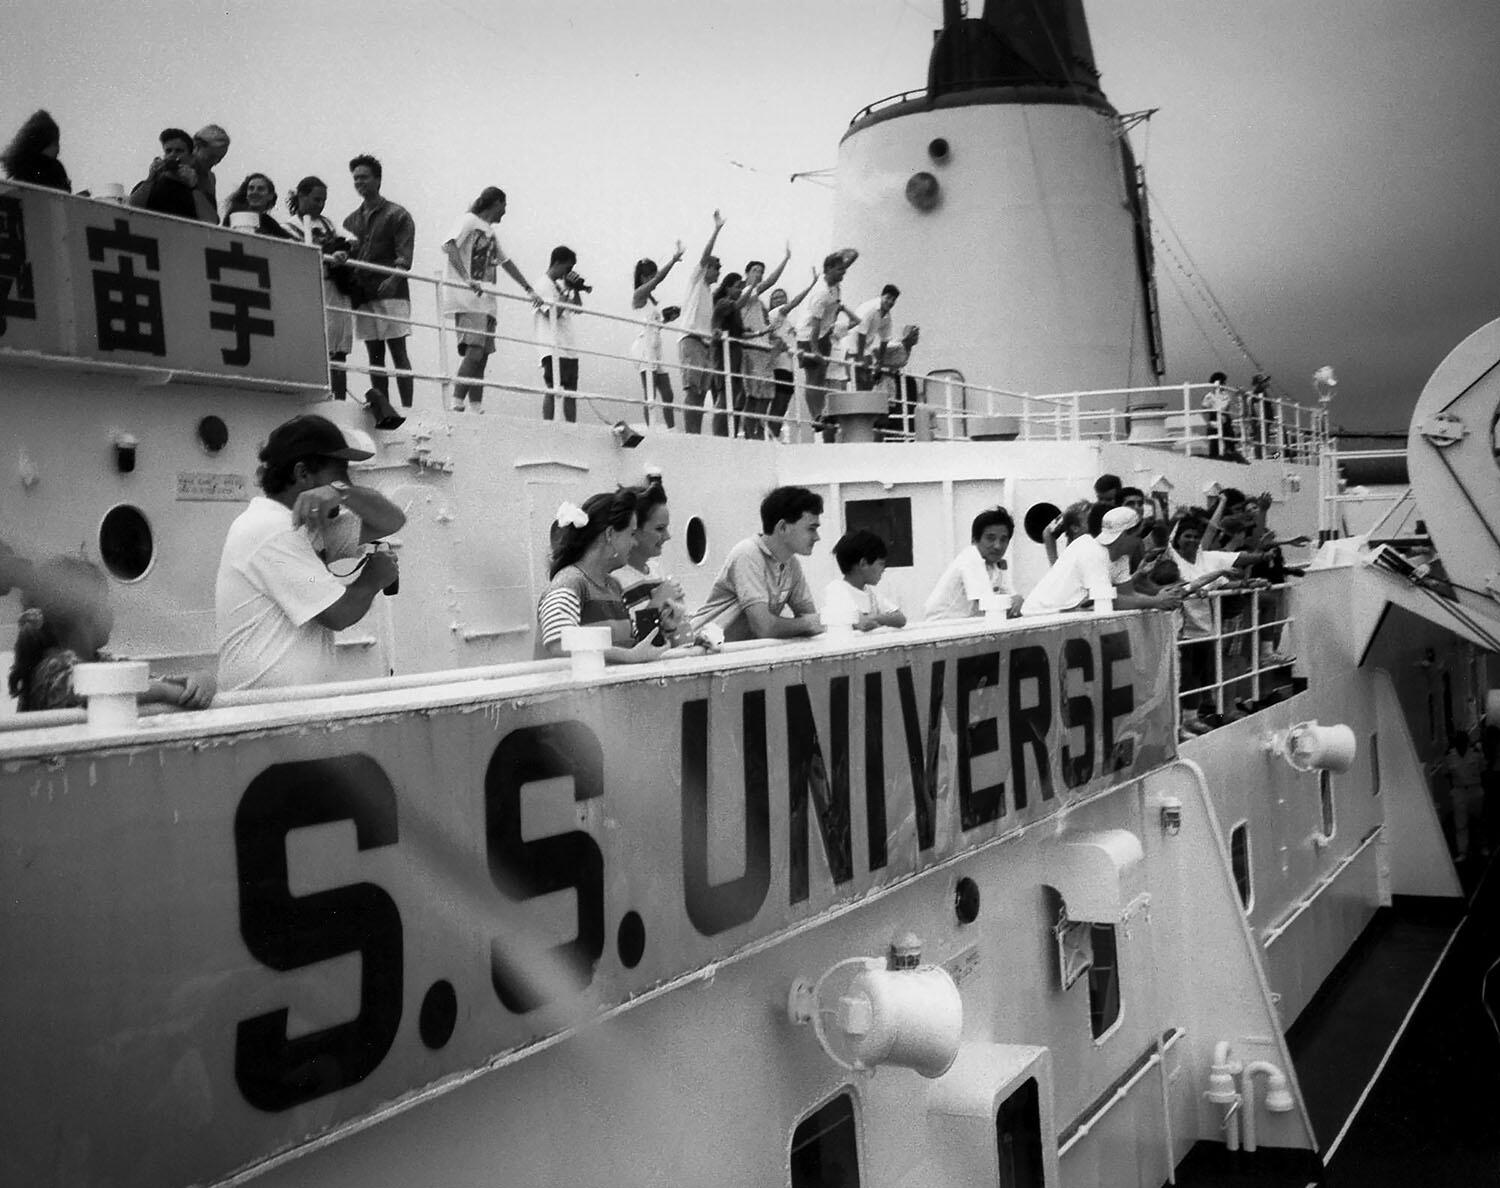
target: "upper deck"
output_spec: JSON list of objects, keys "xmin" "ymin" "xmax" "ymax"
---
[{"xmin": 0, "ymin": 180, "xmax": 1331, "ymax": 679}]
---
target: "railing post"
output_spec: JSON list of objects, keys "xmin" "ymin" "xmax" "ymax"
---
[
  {"xmin": 1212, "ymin": 594, "xmax": 1226, "ymax": 715},
  {"xmin": 1181, "ymin": 382, "xmax": 1193, "ymax": 457},
  {"xmin": 434, "ymin": 268, "xmax": 453, "ymax": 412},
  {"xmin": 720, "ymin": 333, "xmax": 733, "ymax": 439},
  {"xmin": 1249, "ymin": 589, "xmax": 1262, "ymax": 704},
  {"xmin": 1070, "ymin": 393, "xmax": 1081, "ymax": 442}
]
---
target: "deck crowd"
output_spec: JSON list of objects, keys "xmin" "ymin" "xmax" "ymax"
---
[
  {"xmin": 3, "ymin": 110, "xmax": 1301, "ymax": 742},
  {"xmin": 3, "ymin": 111, "xmax": 929, "ymax": 441}
]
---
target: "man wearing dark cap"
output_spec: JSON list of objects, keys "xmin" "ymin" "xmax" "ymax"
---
[{"xmin": 215, "ymin": 414, "xmax": 405, "ymax": 690}]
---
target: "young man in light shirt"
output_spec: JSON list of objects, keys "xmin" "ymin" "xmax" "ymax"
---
[
  {"xmin": 924, "ymin": 507, "xmax": 1018, "ymax": 620},
  {"xmin": 691, "ymin": 486, "xmax": 825, "ymax": 642},
  {"xmin": 825, "ymin": 530, "xmax": 906, "ymax": 630}
]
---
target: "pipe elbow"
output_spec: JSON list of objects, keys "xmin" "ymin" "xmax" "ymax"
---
[{"xmin": 1242, "ymin": 1060, "xmax": 1294, "ymax": 1113}]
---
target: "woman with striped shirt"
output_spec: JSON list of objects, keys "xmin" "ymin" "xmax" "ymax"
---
[{"xmin": 536, "ymin": 489, "xmax": 662, "ymax": 663}]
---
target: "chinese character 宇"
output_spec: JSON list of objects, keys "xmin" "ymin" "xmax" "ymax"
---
[{"xmin": 205, "ymin": 239, "xmax": 275, "ymax": 366}]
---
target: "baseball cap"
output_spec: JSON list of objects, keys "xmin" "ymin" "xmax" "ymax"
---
[
  {"xmin": 1096, "ymin": 507, "xmax": 1141, "ymax": 545},
  {"xmin": 260, "ymin": 415, "xmax": 373, "ymax": 468}
]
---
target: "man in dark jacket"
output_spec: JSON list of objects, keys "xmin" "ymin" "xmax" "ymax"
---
[{"xmin": 128, "ymin": 128, "xmax": 201, "ymax": 220}]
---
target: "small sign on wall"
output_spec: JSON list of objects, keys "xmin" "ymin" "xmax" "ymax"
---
[{"xmin": 176, "ymin": 471, "xmax": 249, "ymax": 502}]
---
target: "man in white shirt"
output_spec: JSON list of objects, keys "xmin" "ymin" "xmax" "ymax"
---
[
  {"xmin": 536, "ymin": 245, "xmax": 585, "ymax": 423},
  {"xmin": 1201, "ymin": 371, "xmax": 1245, "ymax": 461},
  {"xmin": 924, "ymin": 507, "xmax": 1019, "ymax": 620},
  {"xmin": 825, "ymin": 529, "xmax": 906, "ymax": 630},
  {"xmin": 440, "ymin": 186, "xmax": 542, "ymax": 412},
  {"xmin": 845, "ymin": 284, "xmax": 899, "ymax": 390},
  {"xmin": 797, "ymin": 249, "xmax": 855, "ymax": 440},
  {"xmin": 1022, "ymin": 507, "xmax": 1183, "ymax": 617},
  {"xmin": 678, "ymin": 210, "xmax": 725, "ymax": 435},
  {"xmin": 215, "ymin": 415, "xmax": 405, "ymax": 691}
]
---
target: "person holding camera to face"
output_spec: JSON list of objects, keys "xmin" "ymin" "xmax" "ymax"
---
[
  {"xmin": 215, "ymin": 415, "xmax": 406, "ymax": 692},
  {"xmin": 536, "ymin": 245, "xmax": 589, "ymax": 423},
  {"xmin": 129, "ymin": 127, "xmax": 201, "ymax": 220}
]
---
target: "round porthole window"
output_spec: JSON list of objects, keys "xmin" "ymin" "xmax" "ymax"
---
[
  {"xmin": 905, "ymin": 171, "xmax": 941, "ymax": 212},
  {"xmin": 197, "ymin": 415, "xmax": 229, "ymax": 454},
  {"xmin": 685, "ymin": 516, "xmax": 708, "ymax": 565},
  {"xmin": 99, "ymin": 505, "xmax": 154, "ymax": 582},
  {"xmin": 928, "ymin": 137, "xmax": 950, "ymax": 162}
]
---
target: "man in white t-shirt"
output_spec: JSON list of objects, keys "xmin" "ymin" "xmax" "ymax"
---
[
  {"xmin": 215, "ymin": 415, "xmax": 406, "ymax": 691},
  {"xmin": 678, "ymin": 210, "xmax": 725, "ymax": 435},
  {"xmin": 825, "ymin": 529, "xmax": 906, "ymax": 630},
  {"xmin": 844, "ymin": 284, "xmax": 899, "ymax": 390},
  {"xmin": 1022, "ymin": 507, "xmax": 1183, "ymax": 617},
  {"xmin": 440, "ymin": 186, "xmax": 543, "ymax": 412},
  {"xmin": 536, "ymin": 245, "xmax": 586, "ymax": 423},
  {"xmin": 797, "ymin": 249, "xmax": 856, "ymax": 440},
  {"xmin": 924, "ymin": 507, "xmax": 1018, "ymax": 620}
]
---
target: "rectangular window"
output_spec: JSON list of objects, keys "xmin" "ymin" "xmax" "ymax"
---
[
  {"xmin": 843, "ymin": 497, "xmax": 914, "ymax": 568},
  {"xmin": 1371, "ymin": 732, "xmax": 1381, "ymax": 797},
  {"xmin": 1319, "ymin": 771, "xmax": 1336, "ymax": 840},
  {"xmin": 1230, "ymin": 821, "xmax": 1253, "ymax": 910},
  {"xmin": 791, "ymin": 1092, "xmax": 860, "ymax": 1188},
  {"xmin": 1088, "ymin": 924, "xmax": 1121, "ymax": 1040}
]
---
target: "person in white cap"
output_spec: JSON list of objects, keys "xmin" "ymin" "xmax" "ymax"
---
[
  {"xmin": 215, "ymin": 414, "xmax": 405, "ymax": 691},
  {"xmin": 1021, "ymin": 506, "xmax": 1183, "ymax": 617}
]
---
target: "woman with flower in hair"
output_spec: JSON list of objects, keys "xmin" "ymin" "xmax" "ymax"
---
[
  {"xmin": 8, "ymin": 556, "xmax": 213, "ymax": 712},
  {"xmin": 535, "ymin": 489, "xmax": 662, "ymax": 664}
]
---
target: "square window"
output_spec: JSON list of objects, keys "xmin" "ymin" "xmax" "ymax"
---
[{"xmin": 843, "ymin": 498, "xmax": 913, "ymax": 568}]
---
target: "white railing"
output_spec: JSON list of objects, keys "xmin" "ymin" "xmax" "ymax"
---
[
  {"xmin": 322, "ymin": 257, "xmax": 1331, "ymax": 458},
  {"xmin": 1177, "ymin": 582, "xmax": 1299, "ymax": 724}
]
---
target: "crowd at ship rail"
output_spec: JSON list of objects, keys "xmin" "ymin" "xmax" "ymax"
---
[{"xmin": 3, "ymin": 107, "xmax": 1312, "ymax": 739}]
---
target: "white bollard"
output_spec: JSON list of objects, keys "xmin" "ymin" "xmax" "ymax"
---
[
  {"xmin": 71, "ymin": 661, "xmax": 150, "ymax": 731},
  {"xmin": 559, "ymin": 625, "xmax": 611, "ymax": 679}
]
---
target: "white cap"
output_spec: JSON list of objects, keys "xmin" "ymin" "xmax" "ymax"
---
[{"xmin": 1096, "ymin": 507, "xmax": 1140, "ymax": 545}]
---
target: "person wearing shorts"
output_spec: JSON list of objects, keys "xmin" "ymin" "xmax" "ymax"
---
[
  {"xmin": 343, "ymin": 154, "xmax": 416, "ymax": 427},
  {"xmin": 440, "ymin": 186, "xmax": 542, "ymax": 412}
]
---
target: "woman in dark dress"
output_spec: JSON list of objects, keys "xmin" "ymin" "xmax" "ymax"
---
[{"xmin": 1, "ymin": 109, "xmax": 70, "ymax": 192}]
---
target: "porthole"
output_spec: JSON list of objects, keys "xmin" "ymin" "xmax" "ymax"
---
[
  {"xmin": 927, "ymin": 137, "xmax": 950, "ymax": 162},
  {"xmin": 685, "ymin": 516, "xmax": 708, "ymax": 565},
  {"xmin": 954, "ymin": 877, "xmax": 980, "ymax": 924},
  {"xmin": 905, "ymin": 171, "xmax": 940, "ymax": 212},
  {"xmin": 98, "ymin": 504, "xmax": 154, "ymax": 582},
  {"xmin": 1230, "ymin": 821, "xmax": 1253, "ymax": 911},
  {"xmin": 197, "ymin": 415, "xmax": 229, "ymax": 454},
  {"xmin": 1022, "ymin": 501, "xmax": 1064, "ymax": 544}
]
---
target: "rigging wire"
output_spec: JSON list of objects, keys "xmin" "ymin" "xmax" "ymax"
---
[{"xmin": 1151, "ymin": 194, "xmax": 1269, "ymax": 379}]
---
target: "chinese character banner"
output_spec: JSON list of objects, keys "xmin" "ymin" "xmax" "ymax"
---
[{"xmin": 1, "ymin": 182, "xmax": 327, "ymax": 387}]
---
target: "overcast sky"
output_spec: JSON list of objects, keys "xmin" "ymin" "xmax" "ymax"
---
[{"xmin": 5, "ymin": 0, "xmax": 1498, "ymax": 431}]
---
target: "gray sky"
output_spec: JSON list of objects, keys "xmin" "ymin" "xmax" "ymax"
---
[{"xmin": 5, "ymin": 0, "xmax": 1497, "ymax": 431}]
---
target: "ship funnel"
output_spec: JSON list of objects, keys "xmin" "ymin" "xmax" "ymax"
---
[{"xmin": 928, "ymin": 0, "xmax": 1101, "ymax": 99}]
